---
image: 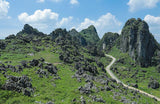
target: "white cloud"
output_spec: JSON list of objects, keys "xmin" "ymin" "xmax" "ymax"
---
[
  {"xmin": 56, "ymin": 16, "xmax": 73, "ymax": 27},
  {"xmin": 127, "ymin": 0, "xmax": 160, "ymax": 12},
  {"xmin": 18, "ymin": 9, "xmax": 59, "ymax": 31},
  {"xmin": 18, "ymin": 9, "xmax": 59, "ymax": 23},
  {"xmin": 37, "ymin": 0, "xmax": 45, "ymax": 3},
  {"xmin": 18, "ymin": 9, "xmax": 75, "ymax": 33},
  {"xmin": 0, "ymin": 0, "xmax": 9, "ymax": 19},
  {"xmin": 144, "ymin": 15, "xmax": 160, "ymax": 42},
  {"xmin": 36, "ymin": 0, "xmax": 62, "ymax": 3},
  {"xmin": 70, "ymin": 0, "xmax": 79, "ymax": 5},
  {"xmin": 144, "ymin": 15, "xmax": 160, "ymax": 25},
  {"xmin": 77, "ymin": 13, "xmax": 122, "ymax": 38},
  {"xmin": 36, "ymin": 0, "xmax": 78, "ymax": 4},
  {"xmin": 50, "ymin": 0, "xmax": 61, "ymax": 2},
  {"xmin": 77, "ymin": 18, "xmax": 95, "ymax": 30}
]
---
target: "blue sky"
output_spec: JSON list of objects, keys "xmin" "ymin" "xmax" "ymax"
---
[{"xmin": 0, "ymin": 0, "xmax": 160, "ymax": 43}]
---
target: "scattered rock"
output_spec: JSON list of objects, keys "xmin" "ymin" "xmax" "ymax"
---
[
  {"xmin": 90, "ymin": 95, "xmax": 105, "ymax": 103},
  {"xmin": 46, "ymin": 101, "xmax": 54, "ymax": 104},
  {"xmin": 131, "ymin": 83, "xmax": 138, "ymax": 88},
  {"xmin": 45, "ymin": 64, "xmax": 58, "ymax": 75},
  {"xmin": 80, "ymin": 96, "xmax": 86, "ymax": 104},
  {"xmin": 78, "ymin": 82, "xmax": 94, "ymax": 95},
  {"xmin": 30, "ymin": 59, "xmax": 39, "ymax": 67},
  {"xmin": 2, "ymin": 75, "xmax": 33, "ymax": 96}
]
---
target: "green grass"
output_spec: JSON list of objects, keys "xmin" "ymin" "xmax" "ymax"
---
[{"xmin": 0, "ymin": 42, "xmax": 159, "ymax": 104}]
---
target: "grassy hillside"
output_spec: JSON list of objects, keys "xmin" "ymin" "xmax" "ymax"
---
[{"xmin": 0, "ymin": 35, "xmax": 159, "ymax": 104}]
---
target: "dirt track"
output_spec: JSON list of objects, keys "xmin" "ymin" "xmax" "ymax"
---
[{"xmin": 105, "ymin": 54, "xmax": 160, "ymax": 101}]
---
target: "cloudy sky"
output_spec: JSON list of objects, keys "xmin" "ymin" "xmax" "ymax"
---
[{"xmin": 0, "ymin": 0, "xmax": 160, "ymax": 42}]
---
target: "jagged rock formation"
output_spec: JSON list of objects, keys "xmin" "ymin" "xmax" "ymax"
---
[
  {"xmin": 80, "ymin": 25, "xmax": 100, "ymax": 45},
  {"xmin": 5, "ymin": 34, "xmax": 16, "ymax": 40},
  {"xmin": 120, "ymin": 18, "xmax": 158, "ymax": 67},
  {"xmin": 17, "ymin": 24, "xmax": 45, "ymax": 37},
  {"xmin": 69, "ymin": 29, "xmax": 87, "ymax": 46},
  {"xmin": 97, "ymin": 32, "xmax": 119, "ymax": 50},
  {"xmin": 50, "ymin": 28, "xmax": 68, "ymax": 40},
  {"xmin": 68, "ymin": 28, "xmax": 79, "ymax": 36}
]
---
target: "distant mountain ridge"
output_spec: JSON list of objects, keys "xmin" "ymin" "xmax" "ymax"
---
[{"xmin": 2, "ymin": 18, "xmax": 160, "ymax": 67}]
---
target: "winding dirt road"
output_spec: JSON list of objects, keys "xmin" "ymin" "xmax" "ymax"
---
[{"xmin": 105, "ymin": 54, "xmax": 160, "ymax": 101}]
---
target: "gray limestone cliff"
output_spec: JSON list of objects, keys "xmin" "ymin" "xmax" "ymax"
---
[{"xmin": 120, "ymin": 18, "xmax": 158, "ymax": 67}]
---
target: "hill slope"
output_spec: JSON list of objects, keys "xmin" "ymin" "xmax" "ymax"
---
[{"xmin": 0, "ymin": 21, "xmax": 160, "ymax": 104}]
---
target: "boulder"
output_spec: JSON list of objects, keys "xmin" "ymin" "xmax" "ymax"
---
[
  {"xmin": 78, "ymin": 86, "xmax": 92, "ymax": 94},
  {"xmin": 46, "ymin": 101, "xmax": 54, "ymax": 104},
  {"xmin": 0, "ymin": 40, "xmax": 6, "ymax": 50},
  {"xmin": 131, "ymin": 83, "xmax": 138, "ymax": 88},
  {"xmin": 104, "ymin": 86, "xmax": 111, "ymax": 91},
  {"xmin": 80, "ymin": 96, "xmax": 86, "ymax": 104},
  {"xmin": 45, "ymin": 65, "xmax": 58, "ymax": 74},
  {"xmin": 23, "ymin": 89, "xmax": 31, "ymax": 96},
  {"xmin": 91, "ymin": 95, "xmax": 105, "ymax": 103},
  {"xmin": 30, "ymin": 59, "xmax": 39, "ymax": 67},
  {"xmin": 20, "ymin": 61, "xmax": 28, "ymax": 68},
  {"xmin": 148, "ymin": 80, "xmax": 159, "ymax": 89}
]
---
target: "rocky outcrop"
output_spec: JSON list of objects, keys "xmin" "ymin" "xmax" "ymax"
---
[
  {"xmin": 50, "ymin": 28, "xmax": 68, "ymax": 40},
  {"xmin": 69, "ymin": 29, "xmax": 87, "ymax": 46},
  {"xmin": 98, "ymin": 32, "xmax": 119, "ymax": 50},
  {"xmin": 5, "ymin": 34, "xmax": 16, "ymax": 40},
  {"xmin": 0, "ymin": 40, "xmax": 6, "ymax": 50},
  {"xmin": 68, "ymin": 29, "xmax": 79, "ymax": 36},
  {"xmin": 2, "ymin": 75, "xmax": 33, "ymax": 96},
  {"xmin": 148, "ymin": 79, "xmax": 159, "ymax": 89},
  {"xmin": 17, "ymin": 24, "xmax": 45, "ymax": 37},
  {"xmin": 80, "ymin": 25, "xmax": 100, "ymax": 45},
  {"xmin": 120, "ymin": 18, "xmax": 158, "ymax": 67}
]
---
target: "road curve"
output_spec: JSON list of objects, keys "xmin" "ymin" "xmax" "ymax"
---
[{"xmin": 105, "ymin": 54, "xmax": 160, "ymax": 101}]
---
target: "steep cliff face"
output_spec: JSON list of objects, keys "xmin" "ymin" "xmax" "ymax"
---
[
  {"xmin": 97, "ymin": 32, "xmax": 119, "ymax": 50},
  {"xmin": 80, "ymin": 25, "xmax": 100, "ymax": 45},
  {"xmin": 120, "ymin": 18, "xmax": 158, "ymax": 67}
]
